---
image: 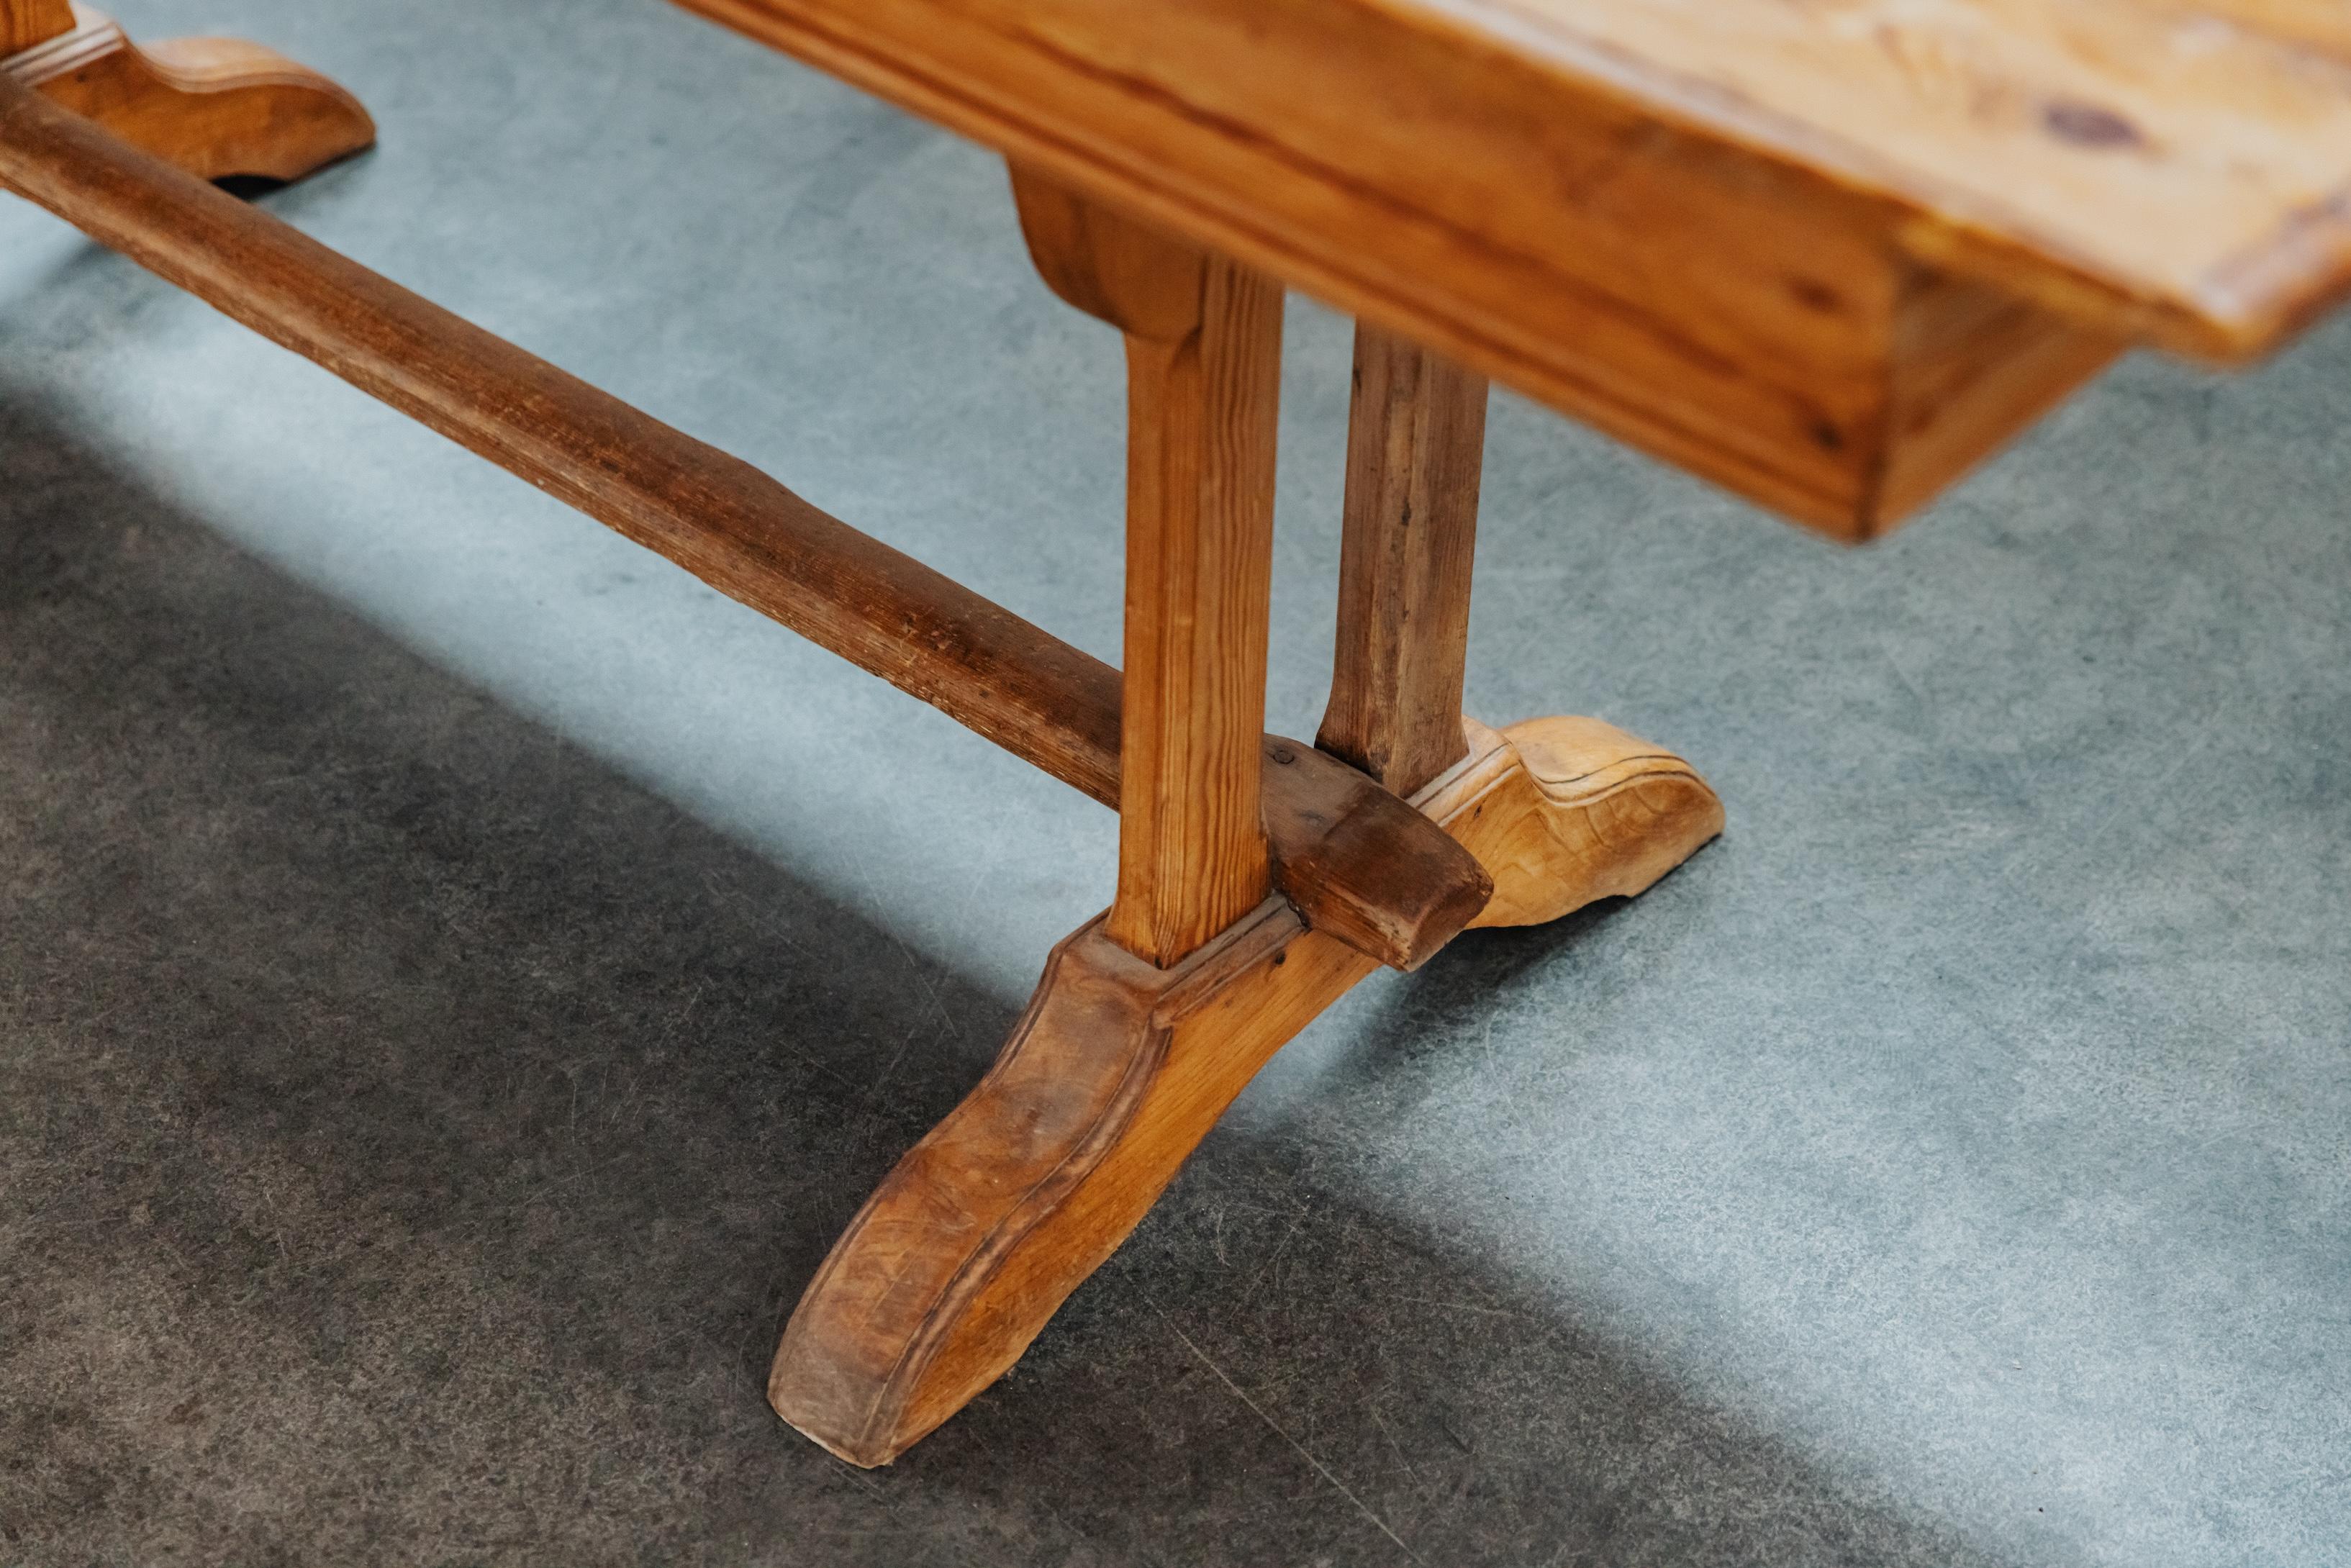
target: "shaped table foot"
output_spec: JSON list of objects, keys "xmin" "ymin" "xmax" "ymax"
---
[
  {"xmin": 768, "ymin": 714, "xmax": 1718, "ymax": 1466},
  {"xmin": 1435, "ymin": 715, "xmax": 1723, "ymax": 929},
  {"xmin": 4, "ymin": 3, "xmax": 372, "ymax": 184}
]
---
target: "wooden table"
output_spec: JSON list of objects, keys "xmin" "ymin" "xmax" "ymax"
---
[{"xmin": 6, "ymin": 0, "xmax": 2347, "ymax": 1469}]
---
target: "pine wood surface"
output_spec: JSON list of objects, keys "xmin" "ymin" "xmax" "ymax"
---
[
  {"xmin": 676, "ymin": 0, "xmax": 2350, "ymax": 537},
  {"xmin": 0, "ymin": 0, "xmax": 70, "ymax": 55},
  {"xmin": 1260, "ymin": 734, "xmax": 1491, "ymax": 973},
  {"xmin": 679, "ymin": 0, "xmax": 2351, "ymax": 360},
  {"xmin": 4, "ymin": 5, "xmax": 372, "ymax": 183},
  {"xmin": 1112, "ymin": 253, "xmax": 1284, "ymax": 965},
  {"xmin": 1012, "ymin": 168, "xmax": 1291, "ymax": 969},
  {"xmin": 1318, "ymin": 325, "xmax": 1487, "ymax": 798},
  {"xmin": 1435, "ymin": 717, "xmax": 1729, "ymax": 929}
]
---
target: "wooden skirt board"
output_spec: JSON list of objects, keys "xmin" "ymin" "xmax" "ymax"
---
[
  {"xmin": 4, "ymin": 0, "xmax": 2342, "ymax": 1469},
  {"xmin": 677, "ymin": 0, "xmax": 2351, "ymax": 538}
]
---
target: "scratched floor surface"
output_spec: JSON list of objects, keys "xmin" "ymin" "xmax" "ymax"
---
[{"xmin": 3, "ymin": 1, "xmax": 2348, "ymax": 1564}]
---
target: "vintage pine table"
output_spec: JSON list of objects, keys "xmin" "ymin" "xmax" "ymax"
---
[{"xmin": 5, "ymin": 0, "xmax": 2347, "ymax": 1468}]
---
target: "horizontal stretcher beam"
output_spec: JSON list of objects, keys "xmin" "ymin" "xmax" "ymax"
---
[
  {"xmin": 0, "ymin": 69, "xmax": 1122, "ymax": 805},
  {"xmin": 0, "ymin": 74, "xmax": 1490, "ymax": 971}
]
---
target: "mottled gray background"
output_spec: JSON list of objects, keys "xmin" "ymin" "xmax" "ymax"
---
[{"xmin": 2, "ymin": 1, "xmax": 2346, "ymax": 1563}]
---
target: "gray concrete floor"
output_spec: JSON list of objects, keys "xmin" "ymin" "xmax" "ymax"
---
[{"xmin": 3, "ymin": 1, "xmax": 2347, "ymax": 1563}]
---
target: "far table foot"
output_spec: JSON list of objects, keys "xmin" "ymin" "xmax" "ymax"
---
[
  {"xmin": 3, "ymin": 2, "xmax": 372, "ymax": 185},
  {"xmin": 1438, "ymin": 715, "xmax": 1723, "ymax": 929}
]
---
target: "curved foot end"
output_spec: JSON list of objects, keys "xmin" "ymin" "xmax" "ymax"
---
[
  {"xmin": 770, "ymin": 721, "xmax": 1723, "ymax": 1466},
  {"xmin": 9, "ymin": 6, "xmax": 373, "ymax": 184},
  {"xmin": 769, "ymin": 899, "xmax": 1367, "ymax": 1467},
  {"xmin": 1428, "ymin": 715, "xmax": 1723, "ymax": 929}
]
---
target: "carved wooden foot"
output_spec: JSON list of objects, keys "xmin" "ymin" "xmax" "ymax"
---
[
  {"xmin": 767, "ymin": 717, "xmax": 1718, "ymax": 1466},
  {"xmin": 1433, "ymin": 715, "xmax": 1724, "ymax": 928},
  {"xmin": 3, "ymin": 3, "xmax": 372, "ymax": 184}
]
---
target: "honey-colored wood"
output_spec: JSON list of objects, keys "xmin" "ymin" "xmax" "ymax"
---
[
  {"xmin": 1013, "ymin": 168, "xmax": 1287, "ymax": 967},
  {"xmin": 1111, "ymin": 273, "xmax": 1283, "ymax": 964},
  {"xmin": 0, "ymin": 76, "xmax": 1492, "ymax": 975},
  {"xmin": 0, "ymin": 0, "xmax": 72, "ymax": 57},
  {"xmin": 1431, "ymin": 717, "xmax": 1726, "ymax": 929},
  {"xmin": 0, "ymin": 72, "xmax": 1116, "ymax": 799},
  {"xmin": 4, "ymin": 5, "xmax": 372, "ymax": 184},
  {"xmin": 679, "ymin": 0, "xmax": 2351, "ymax": 362},
  {"xmin": 674, "ymin": 0, "xmax": 2344, "ymax": 536},
  {"xmin": 1318, "ymin": 325, "xmax": 1486, "ymax": 796},
  {"xmin": 769, "ymin": 713, "xmax": 1721, "ymax": 1467},
  {"xmin": 1874, "ymin": 272, "xmax": 2128, "ymax": 527},
  {"xmin": 3, "ymin": 35, "xmax": 1744, "ymax": 1469}
]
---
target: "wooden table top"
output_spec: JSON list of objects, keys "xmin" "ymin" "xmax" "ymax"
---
[
  {"xmin": 1412, "ymin": 0, "xmax": 2351, "ymax": 358},
  {"xmin": 680, "ymin": 0, "xmax": 2351, "ymax": 536}
]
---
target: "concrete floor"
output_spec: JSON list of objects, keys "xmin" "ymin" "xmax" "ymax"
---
[{"xmin": 4, "ymin": 1, "xmax": 2348, "ymax": 1563}]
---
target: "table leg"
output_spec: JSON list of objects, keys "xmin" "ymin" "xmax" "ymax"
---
[
  {"xmin": 769, "ymin": 171, "xmax": 1307, "ymax": 1464},
  {"xmin": 1328, "ymin": 324, "xmax": 1726, "ymax": 927},
  {"xmin": 2, "ymin": 21, "xmax": 1722, "ymax": 1468},
  {"xmin": 1319, "ymin": 323, "xmax": 1488, "ymax": 797},
  {"xmin": 765, "ymin": 181, "xmax": 1724, "ymax": 1467},
  {"xmin": 1097, "ymin": 204, "xmax": 1283, "ymax": 967},
  {"xmin": 3, "ymin": 3, "xmax": 372, "ymax": 184}
]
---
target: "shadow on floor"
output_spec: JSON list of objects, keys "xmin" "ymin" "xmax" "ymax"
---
[{"xmin": 0, "ymin": 396, "xmax": 2041, "ymax": 1566}]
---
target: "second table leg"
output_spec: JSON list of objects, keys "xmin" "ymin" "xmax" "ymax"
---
[
  {"xmin": 1318, "ymin": 322, "xmax": 1488, "ymax": 798},
  {"xmin": 1318, "ymin": 326, "xmax": 1726, "ymax": 930}
]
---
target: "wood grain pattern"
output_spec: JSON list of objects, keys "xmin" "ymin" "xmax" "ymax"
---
[
  {"xmin": 0, "ymin": 71, "xmax": 1124, "ymax": 800},
  {"xmin": 5, "ymin": 6, "xmax": 373, "ymax": 183},
  {"xmin": 769, "ymin": 712, "xmax": 1721, "ymax": 1466},
  {"xmin": 0, "ymin": 78, "xmax": 1487, "ymax": 971},
  {"xmin": 1429, "ymin": 717, "xmax": 1726, "ymax": 929},
  {"xmin": 1318, "ymin": 325, "xmax": 1485, "ymax": 795},
  {"xmin": 681, "ymin": 0, "xmax": 2351, "ymax": 358},
  {"xmin": 1422, "ymin": 0, "xmax": 2351, "ymax": 357},
  {"xmin": 1874, "ymin": 271, "xmax": 2127, "ymax": 527},
  {"xmin": 0, "ymin": 0, "xmax": 71, "ymax": 57},
  {"xmin": 1014, "ymin": 168, "xmax": 1286, "ymax": 967},
  {"xmin": 1111, "ymin": 265, "xmax": 1283, "ymax": 964},
  {"xmin": 1260, "ymin": 733, "xmax": 1490, "ymax": 972},
  {"xmin": 672, "ymin": 0, "xmax": 2324, "ymax": 536}
]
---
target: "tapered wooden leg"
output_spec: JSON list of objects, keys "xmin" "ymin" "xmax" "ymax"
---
[
  {"xmin": 1322, "ymin": 324, "xmax": 1723, "ymax": 924},
  {"xmin": 3, "ymin": 2, "xmax": 372, "ymax": 184},
  {"xmin": 1318, "ymin": 324, "xmax": 1489, "ymax": 798},
  {"xmin": 1009, "ymin": 168, "xmax": 1287, "ymax": 968}
]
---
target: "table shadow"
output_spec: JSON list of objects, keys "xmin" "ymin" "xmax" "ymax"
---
[{"xmin": 0, "ymin": 396, "xmax": 2056, "ymax": 1567}]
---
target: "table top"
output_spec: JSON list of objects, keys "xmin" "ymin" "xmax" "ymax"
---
[
  {"xmin": 680, "ymin": 0, "xmax": 2351, "ymax": 533},
  {"xmin": 1398, "ymin": 0, "xmax": 2351, "ymax": 360}
]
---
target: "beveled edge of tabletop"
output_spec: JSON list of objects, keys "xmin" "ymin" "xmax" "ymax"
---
[
  {"xmin": 1382, "ymin": 0, "xmax": 2351, "ymax": 366},
  {"xmin": 680, "ymin": 0, "xmax": 2351, "ymax": 368}
]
